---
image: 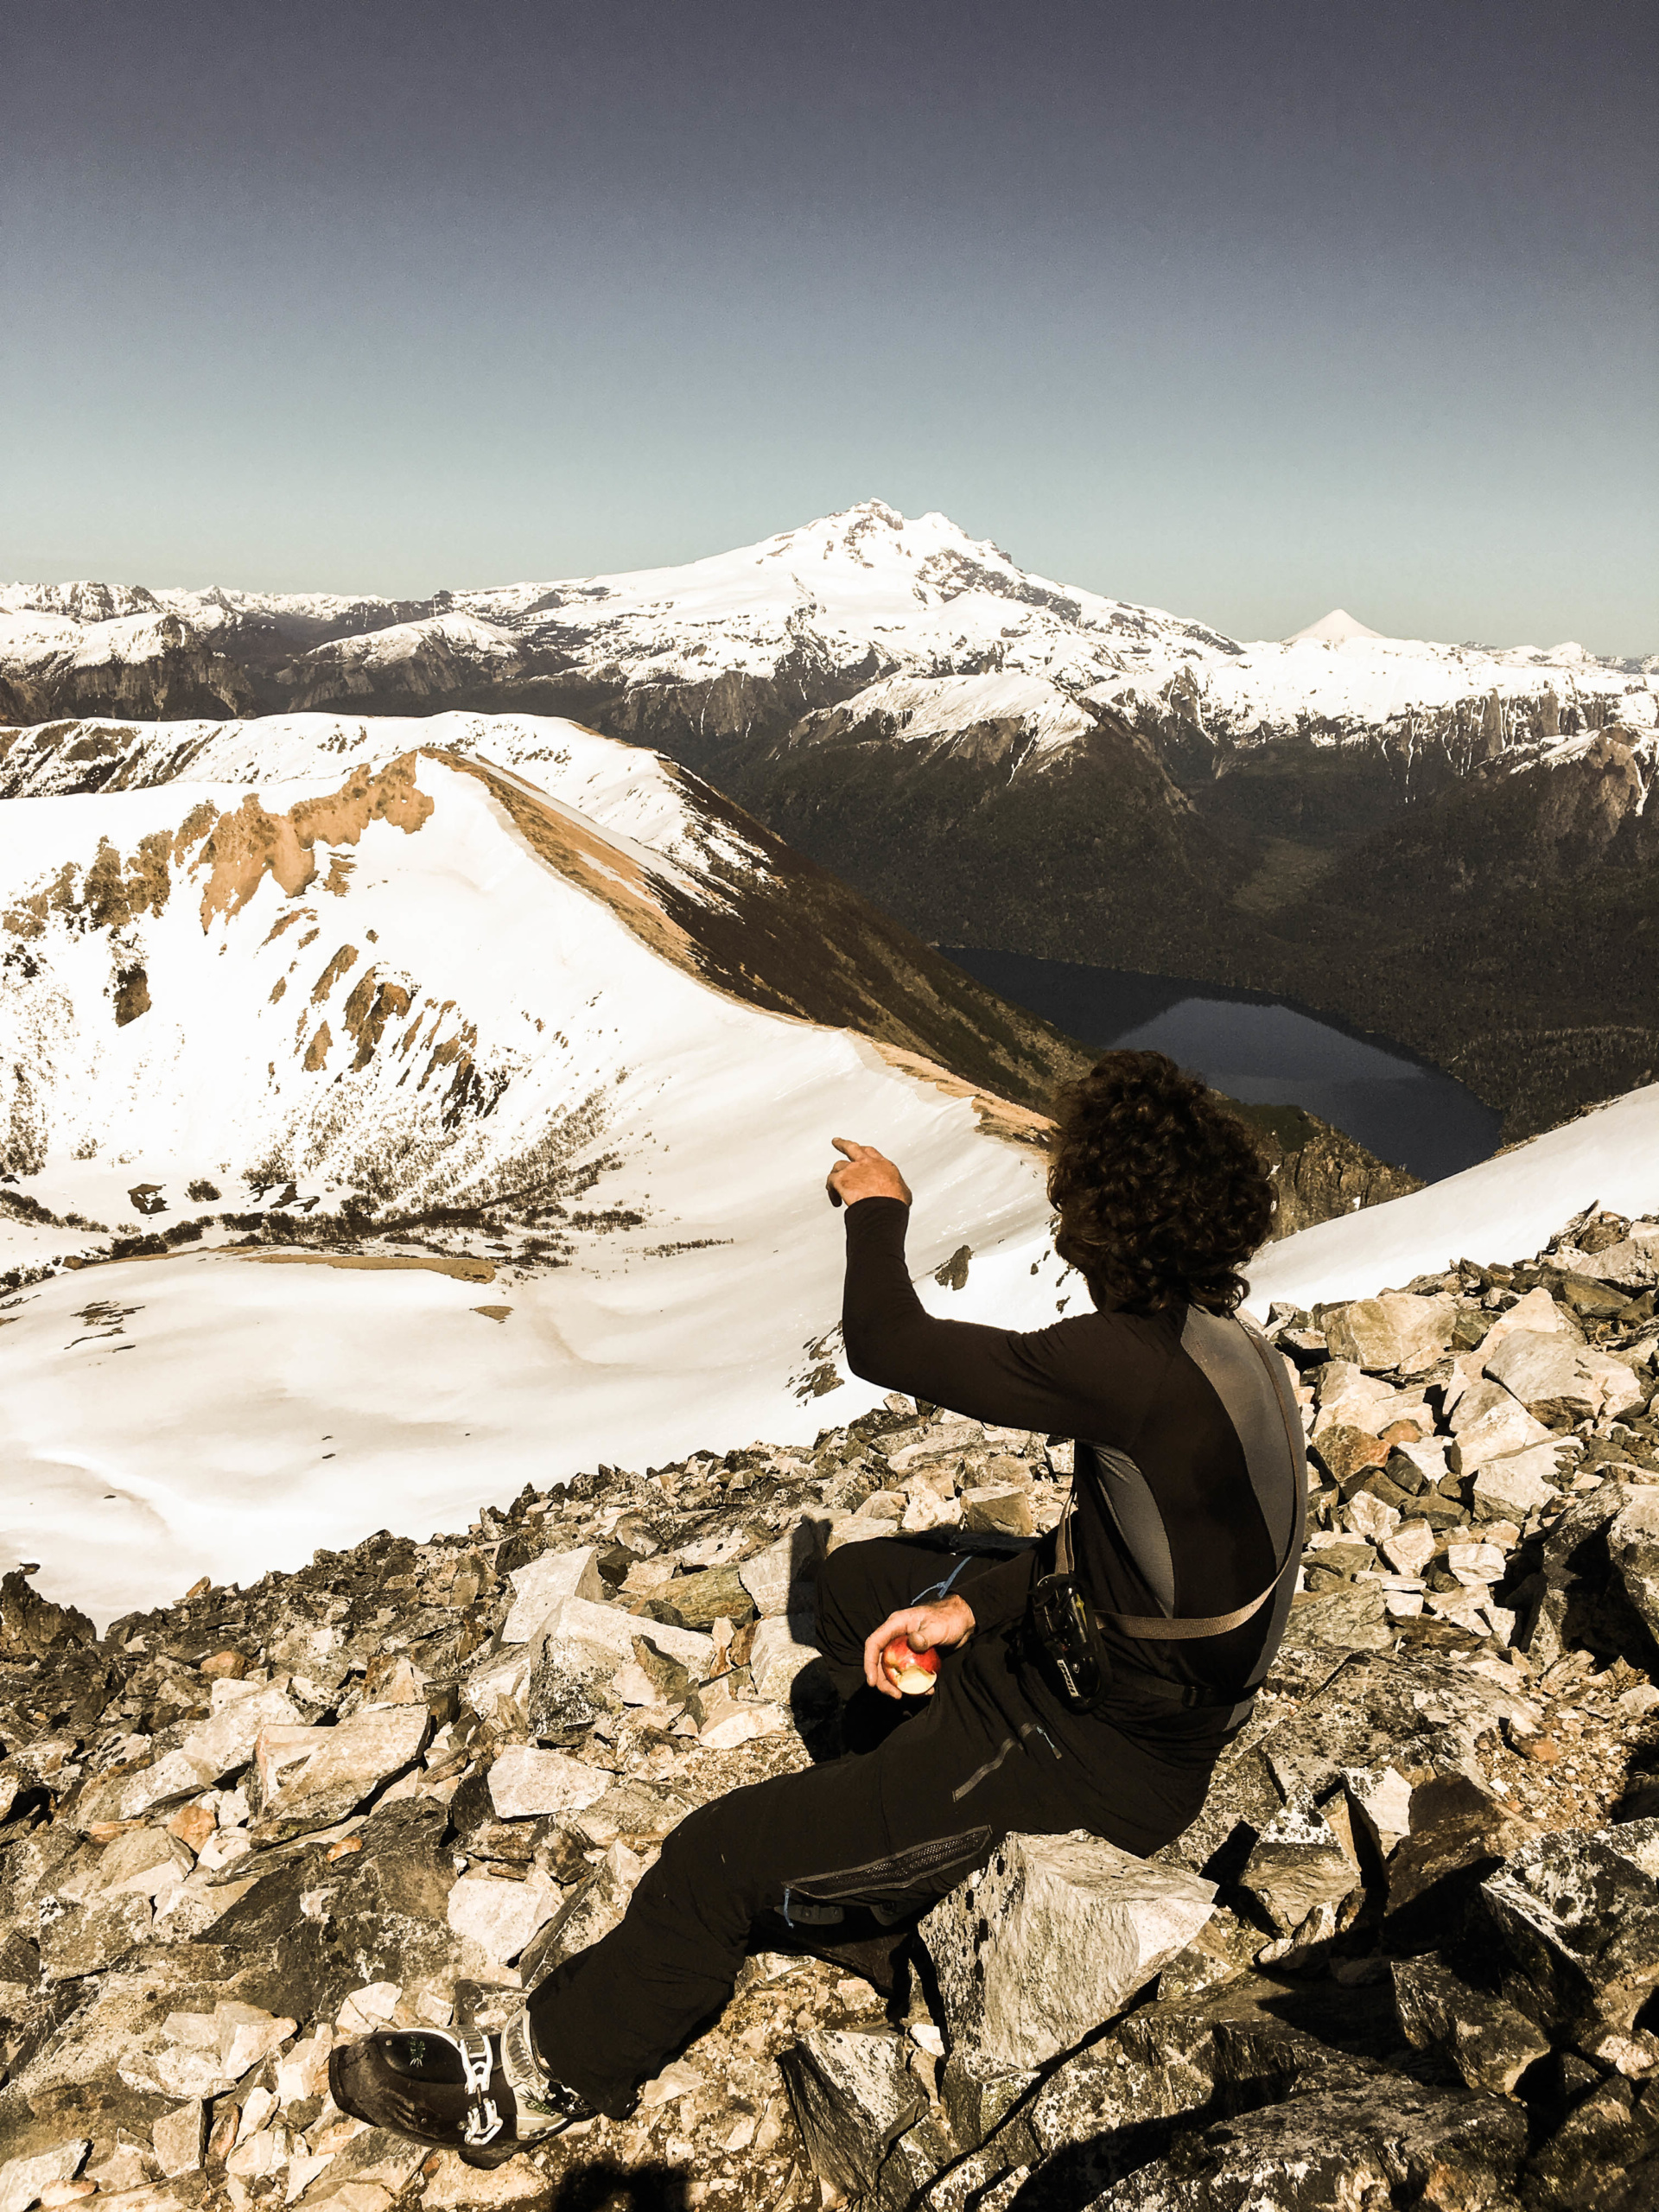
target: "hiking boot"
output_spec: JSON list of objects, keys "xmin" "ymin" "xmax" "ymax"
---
[{"xmin": 328, "ymin": 2010, "xmax": 593, "ymax": 2167}]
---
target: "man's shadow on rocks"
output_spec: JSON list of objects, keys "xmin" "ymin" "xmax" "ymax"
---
[{"xmin": 548, "ymin": 2164, "xmax": 689, "ymax": 2212}]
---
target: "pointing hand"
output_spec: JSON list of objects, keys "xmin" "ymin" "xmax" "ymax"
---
[{"xmin": 825, "ymin": 1138, "xmax": 912, "ymax": 1210}]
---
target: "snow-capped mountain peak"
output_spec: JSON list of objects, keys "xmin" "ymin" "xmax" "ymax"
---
[{"xmin": 1286, "ymin": 607, "xmax": 1386, "ymax": 645}]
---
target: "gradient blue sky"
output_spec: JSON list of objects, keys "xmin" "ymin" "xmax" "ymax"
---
[{"xmin": 3, "ymin": 1, "xmax": 1654, "ymax": 649}]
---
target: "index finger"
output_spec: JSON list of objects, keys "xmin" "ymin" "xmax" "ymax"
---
[{"xmin": 831, "ymin": 1138, "xmax": 873, "ymax": 1161}]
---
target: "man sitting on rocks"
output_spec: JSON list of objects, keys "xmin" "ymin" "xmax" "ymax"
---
[{"xmin": 331, "ymin": 1050, "xmax": 1306, "ymax": 2164}]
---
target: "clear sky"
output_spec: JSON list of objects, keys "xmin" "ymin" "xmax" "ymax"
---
[{"xmin": 3, "ymin": 1, "xmax": 1654, "ymax": 651}]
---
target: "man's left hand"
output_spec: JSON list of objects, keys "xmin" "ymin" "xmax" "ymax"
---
[{"xmin": 861, "ymin": 1596, "xmax": 975, "ymax": 1698}]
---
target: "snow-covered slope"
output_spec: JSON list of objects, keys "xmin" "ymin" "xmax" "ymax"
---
[
  {"xmin": 0, "ymin": 731, "xmax": 1083, "ymax": 1623},
  {"xmin": 1246, "ymin": 1082, "xmax": 1659, "ymax": 1315}
]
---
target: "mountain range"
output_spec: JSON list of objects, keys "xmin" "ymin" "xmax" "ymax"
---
[{"xmin": 4, "ymin": 502, "xmax": 1655, "ymax": 1142}]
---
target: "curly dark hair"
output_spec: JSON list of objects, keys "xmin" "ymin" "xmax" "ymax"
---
[{"xmin": 1047, "ymin": 1050, "xmax": 1274, "ymax": 1315}]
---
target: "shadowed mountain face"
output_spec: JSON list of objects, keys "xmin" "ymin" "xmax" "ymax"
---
[{"xmin": 3, "ymin": 501, "xmax": 1653, "ymax": 1141}]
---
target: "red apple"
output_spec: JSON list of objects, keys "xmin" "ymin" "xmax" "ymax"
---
[{"xmin": 881, "ymin": 1636, "xmax": 939, "ymax": 1694}]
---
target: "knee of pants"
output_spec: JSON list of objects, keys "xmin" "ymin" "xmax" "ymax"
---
[
  {"xmin": 649, "ymin": 1793, "xmax": 773, "ymax": 1929},
  {"xmin": 814, "ymin": 1546, "xmax": 876, "ymax": 1664}
]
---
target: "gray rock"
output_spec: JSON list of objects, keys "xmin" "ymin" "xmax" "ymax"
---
[
  {"xmin": 1257, "ymin": 1650, "xmax": 1536, "ymax": 1810},
  {"xmin": 1525, "ymin": 2070, "xmax": 1659, "ymax": 2210},
  {"xmin": 937, "ymin": 2052, "xmax": 1038, "ymax": 2155},
  {"xmin": 486, "ymin": 1745, "xmax": 611, "ymax": 1820},
  {"xmin": 249, "ymin": 1703, "xmax": 429, "ymax": 1841},
  {"xmin": 73, "ymin": 1745, "xmax": 220, "ymax": 1829},
  {"xmin": 289, "ymin": 2125, "xmax": 426, "ymax": 2210},
  {"xmin": 177, "ymin": 1679, "xmax": 303, "ymax": 1781},
  {"xmin": 1384, "ymin": 1774, "xmax": 1540, "ymax": 1949},
  {"xmin": 1391, "ymin": 1955, "xmax": 1550, "ymax": 2097},
  {"xmin": 1482, "ymin": 1827, "xmax": 1659, "ymax": 2042},
  {"xmin": 0, "ymin": 2141, "xmax": 89, "ymax": 2212},
  {"xmin": 737, "ymin": 1528, "xmax": 820, "ymax": 1618},
  {"xmin": 38, "ymin": 1890, "xmax": 153, "ymax": 1982},
  {"xmin": 920, "ymin": 1831, "xmax": 1216, "ymax": 2073},
  {"xmin": 779, "ymin": 2028, "xmax": 925, "ymax": 2201},
  {"xmin": 1450, "ymin": 1396, "xmax": 1556, "ymax": 1480},
  {"xmin": 499, "ymin": 1544, "xmax": 605, "ymax": 1642},
  {"xmin": 537, "ymin": 1592, "xmax": 715, "ymax": 1676},
  {"xmin": 960, "ymin": 1485, "xmax": 1034, "ymax": 1536},
  {"xmin": 1606, "ymin": 1491, "xmax": 1659, "ymax": 1646},
  {"xmin": 1154, "ymin": 1741, "xmax": 1286, "ymax": 1884},
  {"xmin": 1279, "ymin": 1582, "xmax": 1393, "ymax": 1654},
  {"xmin": 150, "ymin": 2098, "xmax": 207, "ymax": 2177},
  {"xmin": 1240, "ymin": 1805, "xmax": 1359, "ymax": 1936},
  {"xmin": 1096, "ymin": 2077, "xmax": 1526, "ymax": 2212},
  {"xmin": 1322, "ymin": 1293, "xmax": 1458, "ymax": 1376},
  {"xmin": 1471, "ymin": 1443, "xmax": 1569, "ymax": 1522},
  {"xmin": 747, "ymin": 1613, "xmax": 823, "ymax": 1701},
  {"xmin": 446, "ymin": 1869, "xmax": 560, "ymax": 1968},
  {"xmin": 1483, "ymin": 1329, "xmax": 1600, "ymax": 1426}
]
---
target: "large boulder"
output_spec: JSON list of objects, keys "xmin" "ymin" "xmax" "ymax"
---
[
  {"xmin": 1099, "ymin": 2077, "xmax": 1526, "ymax": 2212},
  {"xmin": 486, "ymin": 1745, "xmax": 611, "ymax": 1820},
  {"xmin": 1484, "ymin": 1330, "xmax": 1600, "ymax": 1427},
  {"xmin": 499, "ymin": 1545, "xmax": 605, "ymax": 1642},
  {"xmin": 1606, "ymin": 1491, "xmax": 1659, "ymax": 1648},
  {"xmin": 1391, "ymin": 1955, "xmax": 1550, "ymax": 2097},
  {"xmin": 1481, "ymin": 1827, "xmax": 1659, "ymax": 2044},
  {"xmin": 778, "ymin": 2029, "xmax": 925, "ymax": 2202},
  {"xmin": 1321, "ymin": 1293, "xmax": 1457, "ymax": 1376},
  {"xmin": 249, "ymin": 1704, "xmax": 429, "ymax": 1841},
  {"xmin": 920, "ymin": 1832, "xmax": 1216, "ymax": 2073}
]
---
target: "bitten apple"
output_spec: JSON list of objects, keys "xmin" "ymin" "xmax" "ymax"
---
[{"xmin": 881, "ymin": 1636, "xmax": 939, "ymax": 1694}]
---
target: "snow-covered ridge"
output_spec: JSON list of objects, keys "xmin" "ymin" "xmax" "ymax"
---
[
  {"xmin": 1247, "ymin": 1080, "xmax": 1659, "ymax": 1315},
  {"xmin": 0, "ymin": 726, "xmax": 1071, "ymax": 1618}
]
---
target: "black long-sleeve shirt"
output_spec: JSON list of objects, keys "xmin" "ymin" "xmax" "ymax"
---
[{"xmin": 842, "ymin": 1198, "xmax": 1285, "ymax": 1717}]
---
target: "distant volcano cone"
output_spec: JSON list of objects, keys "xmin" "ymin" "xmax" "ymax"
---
[{"xmin": 1286, "ymin": 607, "xmax": 1385, "ymax": 643}]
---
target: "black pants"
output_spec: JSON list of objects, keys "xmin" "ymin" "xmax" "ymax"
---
[{"xmin": 524, "ymin": 1538, "xmax": 1215, "ymax": 2118}]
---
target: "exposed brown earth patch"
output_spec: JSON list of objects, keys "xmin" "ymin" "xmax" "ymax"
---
[
  {"xmin": 309, "ymin": 943, "xmax": 359, "ymax": 1001},
  {"xmin": 868, "ymin": 1043, "xmax": 1054, "ymax": 1153},
  {"xmin": 219, "ymin": 1248, "xmax": 497, "ymax": 1282},
  {"xmin": 194, "ymin": 755, "xmax": 435, "ymax": 925}
]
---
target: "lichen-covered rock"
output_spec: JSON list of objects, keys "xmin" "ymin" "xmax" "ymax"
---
[
  {"xmin": 1482, "ymin": 1827, "xmax": 1659, "ymax": 2042},
  {"xmin": 920, "ymin": 1832, "xmax": 1216, "ymax": 2073},
  {"xmin": 1239, "ymin": 1805, "xmax": 1358, "ymax": 1935},
  {"xmin": 1392, "ymin": 1955, "xmax": 1551, "ymax": 2096},
  {"xmin": 778, "ymin": 2028, "xmax": 925, "ymax": 2200},
  {"xmin": 1098, "ymin": 2077, "xmax": 1527, "ymax": 2211},
  {"xmin": 1606, "ymin": 1491, "xmax": 1659, "ymax": 1648}
]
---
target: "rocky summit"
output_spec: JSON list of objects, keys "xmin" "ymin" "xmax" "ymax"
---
[{"xmin": 5, "ymin": 1206, "xmax": 1659, "ymax": 2210}]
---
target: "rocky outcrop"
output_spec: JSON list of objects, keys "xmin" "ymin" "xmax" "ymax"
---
[
  {"xmin": 0, "ymin": 615, "xmax": 254, "ymax": 728},
  {"xmin": 3, "ymin": 1211, "xmax": 1659, "ymax": 2210}
]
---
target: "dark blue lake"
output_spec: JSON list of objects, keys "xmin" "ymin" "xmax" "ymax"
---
[{"xmin": 941, "ymin": 947, "xmax": 1501, "ymax": 1184}]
